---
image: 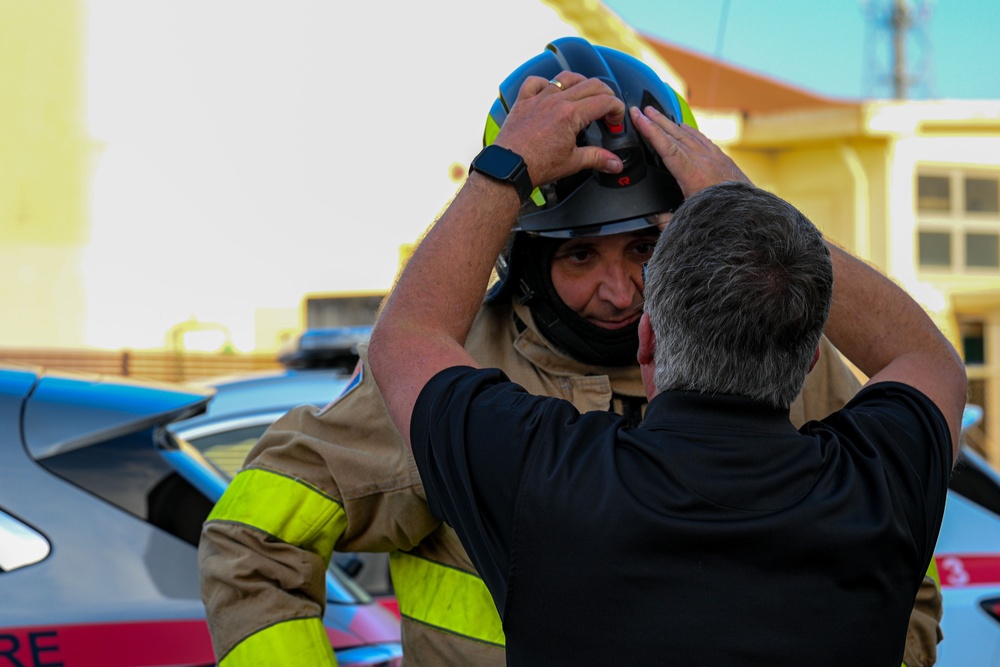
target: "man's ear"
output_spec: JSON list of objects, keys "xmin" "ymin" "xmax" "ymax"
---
[
  {"xmin": 638, "ymin": 313, "xmax": 655, "ymax": 365},
  {"xmin": 638, "ymin": 313, "xmax": 658, "ymax": 400},
  {"xmin": 808, "ymin": 345, "xmax": 820, "ymax": 373}
]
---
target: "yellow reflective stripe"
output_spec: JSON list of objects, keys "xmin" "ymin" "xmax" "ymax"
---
[
  {"xmin": 484, "ymin": 110, "xmax": 545, "ymax": 207},
  {"xmin": 927, "ymin": 557, "xmax": 940, "ymax": 588},
  {"xmin": 529, "ymin": 185, "xmax": 546, "ymax": 207},
  {"xmin": 220, "ymin": 617, "xmax": 336, "ymax": 667},
  {"xmin": 390, "ymin": 551, "xmax": 505, "ymax": 646},
  {"xmin": 678, "ymin": 94, "xmax": 697, "ymax": 129},
  {"xmin": 484, "ymin": 113, "xmax": 501, "ymax": 147},
  {"xmin": 207, "ymin": 468, "xmax": 346, "ymax": 564}
]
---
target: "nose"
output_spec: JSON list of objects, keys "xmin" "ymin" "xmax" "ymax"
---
[{"xmin": 598, "ymin": 260, "xmax": 642, "ymax": 311}]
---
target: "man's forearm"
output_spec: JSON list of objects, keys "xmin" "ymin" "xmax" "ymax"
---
[
  {"xmin": 369, "ymin": 174, "xmax": 521, "ymax": 439},
  {"xmin": 368, "ymin": 73, "xmax": 626, "ymax": 444},
  {"xmin": 380, "ymin": 173, "xmax": 520, "ymax": 352},
  {"xmin": 822, "ymin": 241, "xmax": 966, "ymax": 450}
]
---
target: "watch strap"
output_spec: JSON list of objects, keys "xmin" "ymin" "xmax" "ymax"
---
[{"xmin": 471, "ymin": 145, "xmax": 533, "ymax": 204}]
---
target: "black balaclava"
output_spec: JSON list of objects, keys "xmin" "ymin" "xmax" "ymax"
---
[{"xmin": 511, "ymin": 235, "xmax": 640, "ymax": 367}]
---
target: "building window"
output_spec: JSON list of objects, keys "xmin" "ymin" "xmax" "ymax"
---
[
  {"xmin": 962, "ymin": 320, "xmax": 986, "ymax": 365},
  {"xmin": 918, "ymin": 231, "xmax": 951, "ymax": 266},
  {"xmin": 918, "ymin": 175, "xmax": 951, "ymax": 212},
  {"xmin": 917, "ymin": 170, "xmax": 1000, "ymax": 272},
  {"xmin": 967, "ymin": 233, "xmax": 1000, "ymax": 268},
  {"xmin": 967, "ymin": 178, "xmax": 1000, "ymax": 214}
]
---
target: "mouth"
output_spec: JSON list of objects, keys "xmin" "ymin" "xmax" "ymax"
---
[{"xmin": 590, "ymin": 312, "xmax": 641, "ymax": 330}]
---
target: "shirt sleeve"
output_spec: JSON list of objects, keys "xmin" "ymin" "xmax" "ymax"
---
[
  {"xmin": 820, "ymin": 381, "xmax": 953, "ymax": 561},
  {"xmin": 410, "ymin": 365, "xmax": 562, "ymax": 610}
]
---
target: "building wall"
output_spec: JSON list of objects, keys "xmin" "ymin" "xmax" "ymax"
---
[
  {"xmin": 0, "ymin": 1, "xmax": 93, "ymax": 347},
  {"xmin": 898, "ymin": 130, "xmax": 1000, "ymax": 464},
  {"xmin": 728, "ymin": 140, "xmax": 881, "ymax": 252},
  {"xmin": 854, "ymin": 142, "xmax": 891, "ymax": 271}
]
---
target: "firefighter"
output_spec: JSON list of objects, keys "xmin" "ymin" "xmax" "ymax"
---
[{"xmin": 199, "ymin": 37, "xmax": 941, "ymax": 667}]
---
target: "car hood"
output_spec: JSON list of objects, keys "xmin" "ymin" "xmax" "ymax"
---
[{"xmin": 13, "ymin": 366, "xmax": 212, "ymax": 460}]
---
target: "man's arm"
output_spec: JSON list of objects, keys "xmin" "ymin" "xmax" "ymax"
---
[
  {"xmin": 630, "ymin": 105, "xmax": 965, "ymax": 456},
  {"xmin": 199, "ymin": 351, "xmax": 440, "ymax": 664},
  {"xmin": 823, "ymin": 243, "xmax": 967, "ymax": 457},
  {"xmin": 368, "ymin": 73, "xmax": 626, "ymax": 443},
  {"xmin": 631, "ymin": 103, "xmax": 952, "ymax": 667}
]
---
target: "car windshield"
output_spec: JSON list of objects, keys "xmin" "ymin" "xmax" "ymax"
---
[
  {"xmin": 951, "ymin": 405, "xmax": 1000, "ymax": 518},
  {"xmin": 950, "ymin": 446, "xmax": 1000, "ymax": 519}
]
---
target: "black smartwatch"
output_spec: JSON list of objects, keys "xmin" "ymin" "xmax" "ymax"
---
[{"xmin": 470, "ymin": 145, "xmax": 533, "ymax": 204}]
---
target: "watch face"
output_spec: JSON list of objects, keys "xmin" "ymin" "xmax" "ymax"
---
[{"xmin": 474, "ymin": 146, "xmax": 522, "ymax": 180}]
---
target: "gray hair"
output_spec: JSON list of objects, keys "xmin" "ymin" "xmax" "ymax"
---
[{"xmin": 643, "ymin": 182, "xmax": 833, "ymax": 408}]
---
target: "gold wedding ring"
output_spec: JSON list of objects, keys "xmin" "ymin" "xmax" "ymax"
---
[{"xmin": 548, "ymin": 78, "xmax": 565, "ymax": 91}]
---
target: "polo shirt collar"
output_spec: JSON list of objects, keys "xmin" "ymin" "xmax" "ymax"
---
[{"xmin": 643, "ymin": 390, "xmax": 800, "ymax": 437}]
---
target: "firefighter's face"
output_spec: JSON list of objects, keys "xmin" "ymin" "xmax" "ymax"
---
[{"xmin": 549, "ymin": 228, "xmax": 658, "ymax": 330}]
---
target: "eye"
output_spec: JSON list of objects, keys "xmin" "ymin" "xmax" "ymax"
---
[
  {"xmin": 554, "ymin": 242, "xmax": 596, "ymax": 264},
  {"xmin": 632, "ymin": 240, "xmax": 656, "ymax": 260}
]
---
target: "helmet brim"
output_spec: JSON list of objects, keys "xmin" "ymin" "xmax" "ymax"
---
[{"xmin": 514, "ymin": 164, "xmax": 682, "ymax": 236}]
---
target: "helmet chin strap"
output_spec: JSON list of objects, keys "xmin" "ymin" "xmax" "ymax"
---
[
  {"xmin": 516, "ymin": 238, "xmax": 640, "ymax": 368},
  {"xmin": 520, "ymin": 286, "xmax": 640, "ymax": 367}
]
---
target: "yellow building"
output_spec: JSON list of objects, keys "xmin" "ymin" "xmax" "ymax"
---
[{"xmin": 0, "ymin": 1, "xmax": 95, "ymax": 347}]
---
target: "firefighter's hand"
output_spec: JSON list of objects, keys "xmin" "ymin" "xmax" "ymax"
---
[
  {"xmin": 494, "ymin": 71, "xmax": 625, "ymax": 188},
  {"xmin": 631, "ymin": 105, "xmax": 751, "ymax": 197}
]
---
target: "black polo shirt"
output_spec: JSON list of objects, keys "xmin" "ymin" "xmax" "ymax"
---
[{"xmin": 411, "ymin": 366, "xmax": 951, "ymax": 666}]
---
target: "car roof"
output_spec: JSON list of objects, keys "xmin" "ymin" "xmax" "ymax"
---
[
  {"xmin": 173, "ymin": 326, "xmax": 368, "ymax": 431},
  {"xmin": 1, "ymin": 365, "xmax": 211, "ymax": 460},
  {"xmin": 177, "ymin": 367, "xmax": 351, "ymax": 431},
  {"xmin": 278, "ymin": 325, "xmax": 371, "ymax": 371}
]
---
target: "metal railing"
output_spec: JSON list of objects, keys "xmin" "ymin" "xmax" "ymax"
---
[{"xmin": 0, "ymin": 348, "xmax": 282, "ymax": 384}]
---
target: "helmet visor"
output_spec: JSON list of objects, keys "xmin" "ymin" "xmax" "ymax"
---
[{"xmin": 519, "ymin": 212, "xmax": 670, "ymax": 239}]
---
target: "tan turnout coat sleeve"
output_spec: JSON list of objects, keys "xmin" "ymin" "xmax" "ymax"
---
[{"xmin": 198, "ymin": 341, "xmax": 439, "ymax": 660}]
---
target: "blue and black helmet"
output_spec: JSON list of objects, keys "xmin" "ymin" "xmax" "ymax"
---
[
  {"xmin": 485, "ymin": 35, "xmax": 697, "ymax": 239},
  {"xmin": 484, "ymin": 37, "xmax": 697, "ymax": 367}
]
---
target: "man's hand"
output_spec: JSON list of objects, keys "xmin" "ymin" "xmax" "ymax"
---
[
  {"xmin": 371, "ymin": 71, "xmax": 630, "ymax": 444},
  {"xmin": 631, "ymin": 105, "xmax": 751, "ymax": 197},
  {"xmin": 493, "ymin": 72, "xmax": 626, "ymax": 188}
]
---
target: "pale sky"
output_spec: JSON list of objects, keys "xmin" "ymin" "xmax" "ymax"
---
[{"xmin": 82, "ymin": 0, "xmax": 581, "ymax": 350}]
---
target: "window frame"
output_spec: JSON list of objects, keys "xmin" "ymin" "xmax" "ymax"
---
[{"xmin": 917, "ymin": 168, "xmax": 1000, "ymax": 273}]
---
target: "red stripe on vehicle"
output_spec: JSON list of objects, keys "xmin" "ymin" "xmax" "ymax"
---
[
  {"xmin": 378, "ymin": 597, "xmax": 401, "ymax": 619},
  {"xmin": 345, "ymin": 600, "xmax": 402, "ymax": 643},
  {"xmin": 0, "ymin": 619, "xmax": 214, "ymax": 667},
  {"xmin": 936, "ymin": 554, "xmax": 1000, "ymax": 588},
  {"xmin": 324, "ymin": 623, "xmax": 362, "ymax": 647}
]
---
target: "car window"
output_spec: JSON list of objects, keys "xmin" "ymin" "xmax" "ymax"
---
[
  {"xmin": 0, "ymin": 509, "xmax": 50, "ymax": 572},
  {"xmin": 186, "ymin": 424, "xmax": 268, "ymax": 479},
  {"xmin": 36, "ymin": 427, "xmax": 185, "ymax": 528},
  {"xmin": 176, "ymin": 421, "xmax": 387, "ymax": 603}
]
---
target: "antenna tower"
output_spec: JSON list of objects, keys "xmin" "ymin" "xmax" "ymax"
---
[{"xmin": 862, "ymin": 0, "xmax": 935, "ymax": 99}]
